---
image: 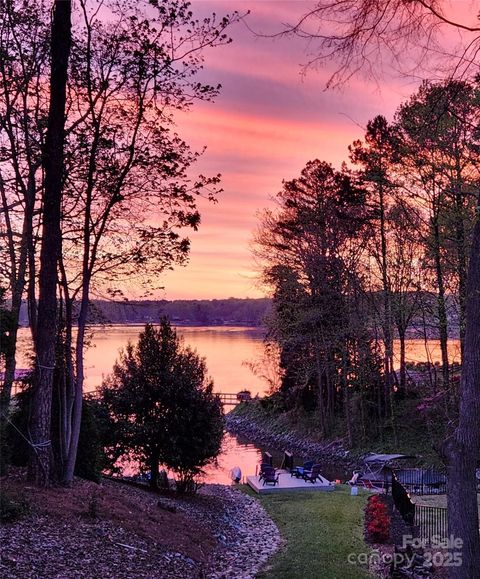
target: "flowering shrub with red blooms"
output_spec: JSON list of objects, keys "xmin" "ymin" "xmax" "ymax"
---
[{"xmin": 365, "ymin": 494, "xmax": 391, "ymax": 543}]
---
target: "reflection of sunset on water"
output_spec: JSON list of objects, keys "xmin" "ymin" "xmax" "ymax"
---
[
  {"xmin": 16, "ymin": 325, "xmax": 462, "ymax": 395},
  {"xmin": 15, "ymin": 326, "xmax": 462, "ymax": 484},
  {"xmin": 16, "ymin": 325, "xmax": 267, "ymax": 395}
]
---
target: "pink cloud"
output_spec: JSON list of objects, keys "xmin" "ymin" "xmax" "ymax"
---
[{"xmin": 157, "ymin": 0, "xmax": 477, "ymax": 300}]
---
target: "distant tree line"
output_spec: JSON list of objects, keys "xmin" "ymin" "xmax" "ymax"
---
[
  {"xmin": 93, "ymin": 298, "xmax": 271, "ymax": 326},
  {"xmin": 18, "ymin": 298, "xmax": 271, "ymax": 327},
  {"xmin": 16, "ymin": 294, "xmax": 463, "ymax": 335}
]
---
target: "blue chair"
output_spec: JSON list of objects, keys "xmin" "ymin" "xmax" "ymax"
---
[{"xmin": 291, "ymin": 460, "xmax": 314, "ymax": 478}]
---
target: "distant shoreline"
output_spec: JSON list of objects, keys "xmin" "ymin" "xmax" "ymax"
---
[
  {"xmin": 18, "ymin": 297, "xmax": 271, "ymax": 328},
  {"xmin": 18, "ymin": 321, "xmax": 267, "ymax": 329}
]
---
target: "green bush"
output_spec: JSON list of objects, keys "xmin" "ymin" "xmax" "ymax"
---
[
  {"xmin": 100, "ymin": 320, "xmax": 224, "ymax": 493},
  {"xmin": 74, "ymin": 397, "xmax": 114, "ymax": 482}
]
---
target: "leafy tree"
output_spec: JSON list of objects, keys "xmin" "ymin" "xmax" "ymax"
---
[
  {"xmin": 100, "ymin": 320, "xmax": 224, "ymax": 493},
  {"xmin": 0, "ymin": 1, "xmax": 47, "ymax": 407},
  {"xmin": 284, "ymin": 3, "xmax": 480, "ymax": 574},
  {"xmin": 56, "ymin": 0, "xmax": 235, "ymax": 485},
  {"xmin": 396, "ymin": 80, "xmax": 480, "ymax": 366},
  {"xmin": 255, "ymin": 160, "xmax": 384, "ymax": 438},
  {"xmin": 350, "ymin": 116, "xmax": 400, "ymax": 401},
  {"xmin": 0, "ymin": 0, "xmax": 237, "ymax": 486}
]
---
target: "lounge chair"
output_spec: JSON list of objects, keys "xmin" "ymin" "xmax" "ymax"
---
[
  {"xmin": 303, "ymin": 464, "xmax": 323, "ymax": 483},
  {"xmin": 260, "ymin": 465, "xmax": 279, "ymax": 486},
  {"xmin": 291, "ymin": 460, "xmax": 314, "ymax": 478}
]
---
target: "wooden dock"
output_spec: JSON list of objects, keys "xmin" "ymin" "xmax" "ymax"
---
[
  {"xmin": 247, "ymin": 470, "xmax": 336, "ymax": 494},
  {"xmin": 216, "ymin": 392, "xmax": 251, "ymax": 406}
]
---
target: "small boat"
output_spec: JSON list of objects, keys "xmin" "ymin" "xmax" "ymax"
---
[{"xmin": 353, "ymin": 453, "xmax": 416, "ymax": 490}]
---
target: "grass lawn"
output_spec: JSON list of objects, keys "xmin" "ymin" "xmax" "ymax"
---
[
  {"xmin": 412, "ymin": 494, "xmax": 480, "ymax": 512},
  {"xmin": 244, "ymin": 486, "xmax": 373, "ymax": 579}
]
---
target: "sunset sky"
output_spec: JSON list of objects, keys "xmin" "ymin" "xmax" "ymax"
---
[{"xmin": 158, "ymin": 0, "xmax": 477, "ymax": 300}]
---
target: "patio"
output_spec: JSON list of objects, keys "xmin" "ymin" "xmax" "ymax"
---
[{"xmin": 247, "ymin": 470, "xmax": 337, "ymax": 494}]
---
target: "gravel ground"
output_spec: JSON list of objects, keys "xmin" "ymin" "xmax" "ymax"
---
[
  {"xmin": 0, "ymin": 515, "xmax": 200, "ymax": 579},
  {"xmin": 170, "ymin": 485, "xmax": 282, "ymax": 578}
]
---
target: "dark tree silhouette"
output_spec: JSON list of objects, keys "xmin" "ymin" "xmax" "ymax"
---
[
  {"xmin": 100, "ymin": 321, "xmax": 224, "ymax": 494},
  {"xmin": 286, "ymin": 3, "xmax": 480, "ymax": 575},
  {"xmin": 28, "ymin": 0, "xmax": 72, "ymax": 487}
]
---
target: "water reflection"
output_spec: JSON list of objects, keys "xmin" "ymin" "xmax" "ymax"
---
[
  {"xmin": 14, "ymin": 326, "xmax": 461, "ymax": 484},
  {"xmin": 204, "ymin": 431, "xmax": 351, "ymax": 485},
  {"xmin": 16, "ymin": 325, "xmax": 266, "ymax": 395},
  {"xmin": 202, "ymin": 432, "xmax": 262, "ymax": 485}
]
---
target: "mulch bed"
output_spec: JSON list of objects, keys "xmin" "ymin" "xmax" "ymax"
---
[
  {"xmin": 0, "ymin": 468, "xmax": 281, "ymax": 579},
  {"xmin": 0, "ymin": 469, "xmax": 216, "ymax": 578}
]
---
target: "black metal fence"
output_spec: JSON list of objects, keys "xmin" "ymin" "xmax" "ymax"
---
[
  {"xmin": 392, "ymin": 475, "xmax": 449, "ymax": 545},
  {"xmin": 394, "ymin": 467, "xmax": 447, "ymax": 495},
  {"xmin": 392, "ymin": 474, "xmax": 416, "ymax": 525},
  {"xmin": 415, "ymin": 505, "xmax": 448, "ymax": 545}
]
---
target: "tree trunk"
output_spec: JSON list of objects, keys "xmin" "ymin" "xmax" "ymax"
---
[
  {"xmin": 150, "ymin": 449, "xmax": 160, "ymax": 490},
  {"xmin": 399, "ymin": 329, "xmax": 406, "ymax": 393},
  {"xmin": 432, "ymin": 216, "xmax": 450, "ymax": 391},
  {"xmin": 28, "ymin": 0, "xmax": 71, "ymax": 486},
  {"xmin": 63, "ymin": 291, "xmax": 88, "ymax": 485},
  {"xmin": 0, "ymin": 168, "xmax": 36, "ymax": 409},
  {"xmin": 57, "ymin": 272, "xmax": 76, "ymax": 473},
  {"xmin": 444, "ymin": 217, "xmax": 480, "ymax": 579},
  {"xmin": 453, "ymin": 164, "xmax": 468, "ymax": 361},
  {"xmin": 378, "ymin": 185, "xmax": 395, "ymax": 418}
]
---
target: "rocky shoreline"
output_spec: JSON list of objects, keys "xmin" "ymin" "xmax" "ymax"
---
[
  {"xmin": 226, "ymin": 409, "xmax": 356, "ymax": 470},
  {"xmin": 177, "ymin": 484, "xmax": 282, "ymax": 578}
]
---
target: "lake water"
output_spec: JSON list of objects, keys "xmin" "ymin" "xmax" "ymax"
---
[
  {"xmin": 16, "ymin": 325, "xmax": 267, "ymax": 395},
  {"xmin": 16, "ymin": 325, "xmax": 269, "ymax": 484},
  {"xmin": 15, "ymin": 326, "xmax": 461, "ymax": 484}
]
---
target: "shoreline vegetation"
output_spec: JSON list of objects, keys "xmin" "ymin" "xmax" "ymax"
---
[
  {"xmin": 226, "ymin": 404, "xmax": 353, "ymax": 469},
  {"xmin": 17, "ymin": 298, "xmax": 271, "ymax": 328},
  {"xmin": 226, "ymin": 399, "xmax": 445, "ymax": 468},
  {"xmin": 15, "ymin": 297, "xmax": 461, "ymax": 337}
]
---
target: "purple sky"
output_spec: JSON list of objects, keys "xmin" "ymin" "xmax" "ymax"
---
[{"xmin": 157, "ymin": 0, "xmax": 477, "ymax": 300}]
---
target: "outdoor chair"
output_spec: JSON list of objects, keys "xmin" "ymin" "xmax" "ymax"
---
[
  {"xmin": 260, "ymin": 465, "xmax": 279, "ymax": 486},
  {"xmin": 303, "ymin": 464, "xmax": 322, "ymax": 483},
  {"xmin": 258, "ymin": 462, "xmax": 273, "ymax": 483},
  {"xmin": 291, "ymin": 460, "xmax": 314, "ymax": 478}
]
